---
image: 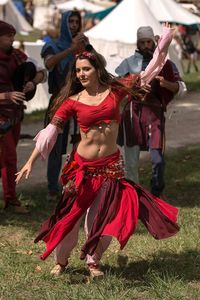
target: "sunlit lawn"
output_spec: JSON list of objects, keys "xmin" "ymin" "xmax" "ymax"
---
[
  {"xmin": 182, "ymin": 59, "xmax": 200, "ymax": 92},
  {"xmin": 0, "ymin": 145, "xmax": 200, "ymax": 300}
]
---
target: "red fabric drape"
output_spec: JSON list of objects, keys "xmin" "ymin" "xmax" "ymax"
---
[{"xmin": 35, "ymin": 151, "xmax": 179, "ymax": 260}]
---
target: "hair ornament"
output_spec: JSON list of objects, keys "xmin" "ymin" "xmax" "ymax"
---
[{"xmin": 76, "ymin": 51, "xmax": 96, "ymax": 60}]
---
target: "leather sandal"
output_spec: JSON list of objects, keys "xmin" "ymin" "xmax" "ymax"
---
[
  {"xmin": 50, "ymin": 264, "xmax": 66, "ymax": 276},
  {"xmin": 88, "ymin": 264, "xmax": 104, "ymax": 279}
]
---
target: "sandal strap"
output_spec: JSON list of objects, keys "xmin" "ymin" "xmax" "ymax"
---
[{"xmin": 88, "ymin": 264, "xmax": 104, "ymax": 278}]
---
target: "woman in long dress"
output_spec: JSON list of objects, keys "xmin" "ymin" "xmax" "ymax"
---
[{"xmin": 16, "ymin": 25, "xmax": 179, "ymax": 278}]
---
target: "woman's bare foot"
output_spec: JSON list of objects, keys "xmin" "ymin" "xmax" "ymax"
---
[
  {"xmin": 88, "ymin": 264, "xmax": 104, "ymax": 279},
  {"xmin": 50, "ymin": 264, "xmax": 66, "ymax": 276}
]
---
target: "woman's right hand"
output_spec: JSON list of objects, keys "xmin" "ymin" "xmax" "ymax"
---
[{"xmin": 15, "ymin": 162, "xmax": 32, "ymax": 184}]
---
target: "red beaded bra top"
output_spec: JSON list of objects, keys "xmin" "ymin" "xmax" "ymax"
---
[{"xmin": 52, "ymin": 87, "xmax": 128, "ymax": 133}]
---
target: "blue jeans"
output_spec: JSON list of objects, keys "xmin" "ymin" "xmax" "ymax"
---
[
  {"xmin": 123, "ymin": 145, "xmax": 165, "ymax": 196},
  {"xmin": 47, "ymin": 121, "xmax": 70, "ymax": 193},
  {"xmin": 123, "ymin": 144, "xmax": 140, "ymax": 183},
  {"xmin": 150, "ymin": 149, "xmax": 165, "ymax": 197}
]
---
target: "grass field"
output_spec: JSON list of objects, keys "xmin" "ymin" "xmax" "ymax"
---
[
  {"xmin": 182, "ymin": 59, "xmax": 200, "ymax": 92},
  {"xmin": 0, "ymin": 145, "xmax": 200, "ymax": 300},
  {"xmin": 1, "ymin": 50, "xmax": 200, "ymax": 299}
]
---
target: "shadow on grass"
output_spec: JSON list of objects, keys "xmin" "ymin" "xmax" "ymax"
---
[
  {"xmin": 103, "ymin": 248, "xmax": 200, "ymax": 286},
  {"xmin": 140, "ymin": 144, "xmax": 200, "ymax": 207},
  {"xmin": 0, "ymin": 185, "xmax": 56, "ymax": 232}
]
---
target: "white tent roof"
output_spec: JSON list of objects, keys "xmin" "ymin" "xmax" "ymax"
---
[
  {"xmin": 86, "ymin": 0, "xmax": 183, "ymax": 75},
  {"xmin": 0, "ymin": 0, "xmax": 8, "ymax": 19},
  {"xmin": 144, "ymin": 0, "xmax": 200, "ymax": 25},
  {"xmin": 57, "ymin": 0, "xmax": 104, "ymax": 12},
  {"xmin": 180, "ymin": 3, "xmax": 199, "ymax": 15},
  {"xmin": 87, "ymin": 0, "xmax": 162, "ymax": 44},
  {"xmin": 0, "ymin": 0, "xmax": 8, "ymax": 5},
  {"xmin": 2, "ymin": 0, "xmax": 33, "ymax": 33},
  {"xmin": 87, "ymin": 0, "xmax": 114, "ymax": 8},
  {"xmin": 23, "ymin": 41, "xmax": 49, "ymax": 113}
]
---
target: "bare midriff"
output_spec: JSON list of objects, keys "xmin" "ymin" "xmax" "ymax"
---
[{"xmin": 77, "ymin": 121, "xmax": 119, "ymax": 159}]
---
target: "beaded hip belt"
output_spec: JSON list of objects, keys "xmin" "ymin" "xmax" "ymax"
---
[{"xmin": 85, "ymin": 157, "xmax": 125, "ymax": 179}]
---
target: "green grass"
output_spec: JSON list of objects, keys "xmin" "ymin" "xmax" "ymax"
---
[
  {"xmin": 0, "ymin": 144, "xmax": 200, "ymax": 299},
  {"xmin": 182, "ymin": 59, "xmax": 200, "ymax": 92},
  {"xmin": 16, "ymin": 29, "xmax": 42, "ymax": 43},
  {"xmin": 23, "ymin": 109, "xmax": 46, "ymax": 124}
]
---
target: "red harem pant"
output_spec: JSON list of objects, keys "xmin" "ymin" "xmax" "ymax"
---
[
  {"xmin": 34, "ymin": 150, "xmax": 179, "ymax": 261},
  {"xmin": 0, "ymin": 122, "xmax": 21, "ymax": 205}
]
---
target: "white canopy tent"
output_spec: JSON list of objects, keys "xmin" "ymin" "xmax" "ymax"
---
[
  {"xmin": 33, "ymin": 5, "xmax": 56, "ymax": 30},
  {"xmin": 23, "ymin": 41, "xmax": 50, "ymax": 113},
  {"xmin": 180, "ymin": 3, "xmax": 199, "ymax": 15},
  {"xmin": 86, "ymin": 0, "xmax": 115, "ymax": 8},
  {"xmin": 144, "ymin": 0, "xmax": 200, "ymax": 25},
  {"xmin": 86, "ymin": 0, "xmax": 183, "ymax": 75},
  {"xmin": 0, "ymin": 0, "xmax": 33, "ymax": 33},
  {"xmin": 57, "ymin": 0, "xmax": 104, "ymax": 12},
  {"xmin": 0, "ymin": 0, "xmax": 8, "ymax": 19}
]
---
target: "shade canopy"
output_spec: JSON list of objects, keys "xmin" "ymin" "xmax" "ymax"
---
[
  {"xmin": 2, "ymin": 0, "xmax": 33, "ymax": 33},
  {"xmin": 86, "ymin": 0, "xmax": 162, "ymax": 44},
  {"xmin": 86, "ymin": 0, "xmax": 183, "ymax": 75},
  {"xmin": 57, "ymin": 0, "xmax": 104, "ymax": 13},
  {"xmin": 145, "ymin": 0, "xmax": 200, "ymax": 25},
  {"xmin": 85, "ymin": 5, "xmax": 116, "ymax": 21}
]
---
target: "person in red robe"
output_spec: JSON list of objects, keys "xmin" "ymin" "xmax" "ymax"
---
[
  {"xmin": 0, "ymin": 21, "xmax": 46, "ymax": 213},
  {"xmin": 116, "ymin": 26, "xmax": 186, "ymax": 196}
]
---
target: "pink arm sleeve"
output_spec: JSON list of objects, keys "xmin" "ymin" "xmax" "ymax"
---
[
  {"xmin": 140, "ymin": 27, "xmax": 175, "ymax": 86},
  {"xmin": 33, "ymin": 100, "xmax": 75, "ymax": 159},
  {"xmin": 33, "ymin": 124, "xmax": 62, "ymax": 160}
]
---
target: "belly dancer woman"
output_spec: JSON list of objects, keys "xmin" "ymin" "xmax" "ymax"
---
[{"xmin": 16, "ymin": 25, "xmax": 179, "ymax": 278}]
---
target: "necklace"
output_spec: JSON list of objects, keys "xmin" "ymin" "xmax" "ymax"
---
[
  {"xmin": 90, "ymin": 87, "xmax": 103, "ymax": 104},
  {"xmin": 79, "ymin": 86, "xmax": 105, "ymax": 105}
]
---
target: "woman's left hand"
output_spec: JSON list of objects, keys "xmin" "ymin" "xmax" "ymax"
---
[
  {"xmin": 162, "ymin": 22, "xmax": 176, "ymax": 37},
  {"xmin": 163, "ymin": 22, "xmax": 171, "ymax": 29}
]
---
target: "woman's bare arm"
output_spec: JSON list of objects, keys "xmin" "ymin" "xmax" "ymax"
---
[{"xmin": 15, "ymin": 147, "xmax": 40, "ymax": 184}]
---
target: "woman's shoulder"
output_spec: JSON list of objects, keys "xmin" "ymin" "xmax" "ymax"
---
[
  {"xmin": 61, "ymin": 94, "xmax": 80, "ymax": 109},
  {"xmin": 68, "ymin": 93, "xmax": 80, "ymax": 101}
]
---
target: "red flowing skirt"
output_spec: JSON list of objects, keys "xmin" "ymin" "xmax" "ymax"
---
[{"xmin": 34, "ymin": 150, "xmax": 179, "ymax": 260}]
